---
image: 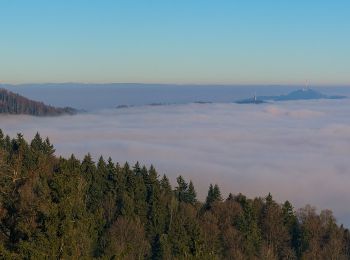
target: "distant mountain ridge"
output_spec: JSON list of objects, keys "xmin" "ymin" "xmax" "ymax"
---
[
  {"xmin": 259, "ymin": 88, "xmax": 347, "ymax": 101},
  {"xmin": 236, "ymin": 88, "xmax": 347, "ymax": 104},
  {"xmin": 0, "ymin": 88, "xmax": 76, "ymax": 116}
]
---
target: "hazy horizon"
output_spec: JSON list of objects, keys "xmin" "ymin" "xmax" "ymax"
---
[
  {"xmin": 1, "ymin": 83, "xmax": 350, "ymax": 110},
  {"xmin": 3, "ymin": 82, "xmax": 350, "ymax": 87}
]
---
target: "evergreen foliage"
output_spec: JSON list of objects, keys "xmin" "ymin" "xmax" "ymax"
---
[{"xmin": 0, "ymin": 130, "xmax": 349, "ymax": 259}]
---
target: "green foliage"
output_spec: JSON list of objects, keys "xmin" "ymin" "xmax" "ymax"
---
[
  {"xmin": 205, "ymin": 184, "xmax": 222, "ymax": 209},
  {"xmin": 0, "ymin": 129, "xmax": 349, "ymax": 259}
]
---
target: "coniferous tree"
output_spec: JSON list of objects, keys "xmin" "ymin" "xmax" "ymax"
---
[
  {"xmin": 282, "ymin": 200, "xmax": 300, "ymax": 254},
  {"xmin": 186, "ymin": 181, "xmax": 197, "ymax": 205},
  {"xmin": 213, "ymin": 184, "xmax": 223, "ymax": 202},
  {"xmin": 175, "ymin": 175, "xmax": 188, "ymax": 203},
  {"xmin": 0, "ymin": 129, "xmax": 4, "ymax": 148},
  {"xmin": 160, "ymin": 174, "xmax": 172, "ymax": 195},
  {"xmin": 205, "ymin": 184, "xmax": 222, "ymax": 209}
]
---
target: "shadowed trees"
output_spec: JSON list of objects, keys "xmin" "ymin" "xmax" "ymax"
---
[{"xmin": 0, "ymin": 88, "xmax": 76, "ymax": 116}]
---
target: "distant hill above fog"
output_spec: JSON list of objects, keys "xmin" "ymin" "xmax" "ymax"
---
[
  {"xmin": 236, "ymin": 88, "xmax": 347, "ymax": 104},
  {"xmin": 235, "ymin": 95, "xmax": 267, "ymax": 104},
  {"xmin": 260, "ymin": 88, "xmax": 347, "ymax": 101},
  {"xmin": 0, "ymin": 88, "xmax": 76, "ymax": 116}
]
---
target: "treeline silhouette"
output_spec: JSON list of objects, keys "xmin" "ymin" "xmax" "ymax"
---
[
  {"xmin": 0, "ymin": 88, "xmax": 76, "ymax": 116},
  {"xmin": 0, "ymin": 130, "xmax": 349, "ymax": 259}
]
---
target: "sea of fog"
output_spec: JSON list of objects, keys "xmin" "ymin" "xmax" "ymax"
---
[{"xmin": 1, "ymin": 84, "xmax": 350, "ymax": 226}]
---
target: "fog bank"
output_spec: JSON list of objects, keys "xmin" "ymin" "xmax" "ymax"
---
[{"xmin": 1, "ymin": 99, "xmax": 350, "ymax": 226}]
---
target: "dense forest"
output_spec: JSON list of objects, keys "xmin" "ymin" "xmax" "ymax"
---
[
  {"xmin": 0, "ymin": 88, "xmax": 76, "ymax": 116},
  {"xmin": 0, "ymin": 129, "xmax": 349, "ymax": 259}
]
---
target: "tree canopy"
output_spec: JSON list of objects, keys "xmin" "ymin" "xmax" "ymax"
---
[{"xmin": 0, "ymin": 129, "xmax": 349, "ymax": 259}]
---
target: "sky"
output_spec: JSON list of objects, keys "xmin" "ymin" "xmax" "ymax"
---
[{"xmin": 0, "ymin": 0, "xmax": 349, "ymax": 85}]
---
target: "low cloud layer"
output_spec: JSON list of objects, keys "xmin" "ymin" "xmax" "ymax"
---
[{"xmin": 1, "ymin": 99, "xmax": 350, "ymax": 226}]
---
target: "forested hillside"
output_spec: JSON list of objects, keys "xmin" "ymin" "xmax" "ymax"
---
[
  {"xmin": 0, "ymin": 88, "xmax": 76, "ymax": 116},
  {"xmin": 0, "ymin": 130, "xmax": 349, "ymax": 259}
]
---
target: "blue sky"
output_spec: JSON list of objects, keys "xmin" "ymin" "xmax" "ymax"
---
[{"xmin": 0, "ymin": 0, "xmax": 349, "ymax": 85}]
